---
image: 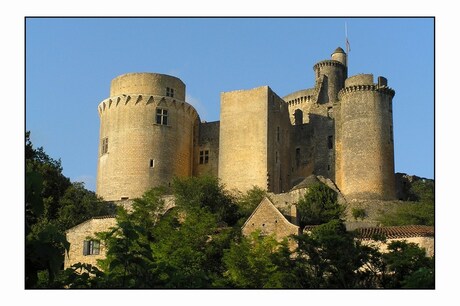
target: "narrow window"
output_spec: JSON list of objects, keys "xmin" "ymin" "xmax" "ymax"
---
[
  {"xmin": 150, "ymin": 159, "xmax": 155, "ymax": 168},
  {"xmin": 166, "ymin": 87, "xmax": 175, "ymax": 98},
  {"xmin": 199, "ymin": 150, "xmax": 209, "ymax": 164},
  {"xmin": 277, "ymin": 126, "xmax": 280, "ymax": 142},
  {"xmin": 83, "ymin": 240, "xmax": 100, "ymax": 256},
  {"xmin": 328, "ymin": 136, "xmax": 333, "ymax": 149},
  {"xmin": 294, "ymin": 109, "xmax": 303, "ymax": 125},
  {"xmin": 101, "ymin": 137, "xmax": 108, "ymax": 155},
  {"xmin": 295, "ymin": 148, "xmax": 300, "ymax": 167},
  {"xmin": 275, "ymin": 151, "xmax": 278, "ymax": 163},
  {"xmin": 389, "ymin": 100, "xmax": 392, "ymax": 113},
  {"xmin": 156, "ymin": 108, "xmax": 168, "ymax": 125}
]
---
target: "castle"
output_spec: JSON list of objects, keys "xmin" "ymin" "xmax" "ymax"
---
[
  {"xmin": 64, "ymin": 47, "xmax": 437, "ymax": 270},
  {"xmin": 96, "ymin": 47, "xmax": 396, "ymax": 201}
]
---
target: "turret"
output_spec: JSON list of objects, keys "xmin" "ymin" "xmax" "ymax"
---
[{"xmin": 313, "ymin": 47, "xmax": 348, "ymax": 103}]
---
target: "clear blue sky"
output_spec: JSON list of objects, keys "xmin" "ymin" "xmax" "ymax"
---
[{"xmin": 25, "ymin": 17, "xmax": 434, "ymax": 192}]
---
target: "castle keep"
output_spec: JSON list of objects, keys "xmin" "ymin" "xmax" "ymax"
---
[{"xmin": 96, "ymin": 47, "xmax": 396, "ymax": 202}]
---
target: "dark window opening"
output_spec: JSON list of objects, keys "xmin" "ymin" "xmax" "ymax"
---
[
  {"xmin": 121, "ymin": 197, "xmax": 129, "ymax": 200},
  {"xmin": 295, "ymin": 148, "xmax": 300, "ymax": 167},
  {"xmin": 294, "ymin": 109, "xmax": 303, "ymax": 125},
  {"xmin": 389, "ymin": 100, "xmax": 392, "ymax": 113},
  {"xmin": 166, "ymin": 87, "xmax": 174, "ymax": 97},
  {"xmin": 150, "ymin": 159, "xmax": 154, "ymax": 168},
  {"xmin": 101, "ymin": 137, "xmax": 108, "ymax": 155},
  {"xmin": 277, "ymin": 126, "xmax": 280, "ymax": 142},
  {"xmin": 275, "ymin": 151, "xmax": 278, "ymax": 163},
  {"xmin": 328, "ymin": 136, "xmax": 333, "ymax": 149},
  {"xmin": 199, "ymin": 150, "xmax": 209, "ymax": 164},
  {"xmin": 156, "ymin": 108, "xmax": 168, "ymax": 125},
  {"xmin": 83, "ymin": 240, "xmax": 100, "ymax": 256}
]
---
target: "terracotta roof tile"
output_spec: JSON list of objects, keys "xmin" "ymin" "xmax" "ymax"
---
[
  {"xmin": 355, "ymin": 225, "xmax": 434, "ymax": 240},
  {"xmin": 303, "ymin": 224, "xmax": 434, "ymax": 240}
]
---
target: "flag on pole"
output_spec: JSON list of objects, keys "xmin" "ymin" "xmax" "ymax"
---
[{"xmin": 345, "ymin": 22, "xmax": 351, "ymax": 53}]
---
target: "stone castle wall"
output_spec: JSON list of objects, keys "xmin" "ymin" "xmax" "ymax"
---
[
  {"xmin": 219, "ymin": 86, "xmax": 269, "ymax": 193},
  {"xmin": 194, "ymin": 121, "xmax": 220, "ymax": 177}
]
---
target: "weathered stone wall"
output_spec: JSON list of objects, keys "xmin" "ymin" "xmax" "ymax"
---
[
  {"xmin": 64, "ymin": 216, "xmax": 117, "ymax": 269},
  {"xmin": 194, "ymin": 121, "xmax": 220, "ymax": 177},
  {"xmin": 336, "ymin": 74, "xmax": 396, "ymax": 200},
  {"xmin": 219, "ymin": 86, "xmax": 269, "ymax": 193},
  {"xmin": 267, "ymin": 88, "xmax": 292, "ymax": 193},
  {"xmin": 96, "ymin": 73, "xmax": 199, "ymax": 201},
  {"xmin": 242, "ymin": 198, "xmax": 300, "ymax": 248}
]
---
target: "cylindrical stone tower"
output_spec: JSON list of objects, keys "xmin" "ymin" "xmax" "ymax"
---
[
  {"xmin": 96, "ymin": 73, "xmax": 199, "ymax": 201},
  {"xmin": 336, "ymin": 74, "xmax": 396, "ymax": 200},
  {"xmin": 313, "ymin": 47, "xmax": 348, "ymax": 103}
]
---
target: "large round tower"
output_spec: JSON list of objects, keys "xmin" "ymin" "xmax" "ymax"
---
[
  {"xmin": 335, "ymin": 74, "xmax": 396, "ymax": 200},
  {"xmin": 96, "ymin": 73, "xmax": 199, "ymax": 201}
]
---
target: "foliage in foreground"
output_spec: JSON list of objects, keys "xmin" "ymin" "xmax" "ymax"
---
[{"xmin": 53, "ymin": 177, "xmax": 433, "ymax": 289}]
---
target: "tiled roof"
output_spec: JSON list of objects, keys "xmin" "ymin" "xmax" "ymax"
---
[
  {"xmin": 355, "ymin": 225, "xmax": 434, "ymax": 240},
  {"xmin": 303, "ymin": 225, "xmax": 434, "ymax": 240}
]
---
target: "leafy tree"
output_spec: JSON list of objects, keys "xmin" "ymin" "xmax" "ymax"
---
[
  {"xmin": 235, "ymin": 186, "xmax": 268, "ymax": 220},
  {"xmin": 57, "ymin": 182, "xmax": 115, "ymax": 230},
  {"xmin": 296, "ymin": 183, "xmax": 345, "ymax": 227},
  {"xmin": 293, "ymin": 220, "xmax": 378, "ymax": 288},
  {"xmin": 382, "ymin": 240, "xmax": 434, "ymax": 288},
  {"xmin": 172, "ymin": 175, "xmax": 239, "ymax": 226},
  {"xmin": 96, "ymin": 188, "xmax": 166, "ymax": 288},
  {"xmin": 26, "ymin": 131, "xmax": 71, "ymax": 221},
  {"xmin": 223, "ymin": 231, "xmax": 295, "ymax": 288},
  {"xmin": 25, "ymin": 218, "xmax": 70, "ymax": 287}
]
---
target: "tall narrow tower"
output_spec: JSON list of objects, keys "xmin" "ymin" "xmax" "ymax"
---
[
  {"xmin": 96, "ymin": 73, "xmax": 199, "ymax": 201},
  {"xmin": 335, "ymin": 74, "xmax": 396, "ymax": 200}
]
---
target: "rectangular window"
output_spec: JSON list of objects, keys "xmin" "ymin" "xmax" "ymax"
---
[
  {"xmin": 150, "ymin": 159, "xmax": 155, "ymax": 168},
  {"xmin": 389, "ymin": 100, "xmax": 392, "ymax": 113},
  {"xmin": 101, "ymin": 137, "xmax": 108, "ymax": 155},
  {"xmin": 275, "ymin": 151, "xmax": 278, "ymax": 163},
  {"xmin": 156, "ymin": 108, "xmax": 168, "ymax": 125},
  {"xmin": 277, "ymin": 126, "xmax": 280, "ymax": 142},
  {"xmin": 166, "ymin": 87, "xmax": 174, "ymax": 98},
  {"xmin": 328, "ymin": 136, "xmax": 333, "ymax": 149},
  {"xmin": 83, "ymin": 240, "xmax": 100, "ymax": 256},
  {"xmin": 295, "ymin": 148, "xmax": 300, "ymax": 167},
  {"xmin": 199, "ymin": 150, "xmax": 209, "ymax": 164}
]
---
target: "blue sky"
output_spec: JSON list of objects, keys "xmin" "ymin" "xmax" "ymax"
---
[{"xmin": 25, "ymin": 17, "xmax": 434, "ymax": 192}]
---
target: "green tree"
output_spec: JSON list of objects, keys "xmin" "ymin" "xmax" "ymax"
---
[
  {"xmin": 25, "ymin": 131, "xmax": 71, "ymax": 288},
  {"xmin": 235, "ymin": 186, "xmax": 268, "ymax": 220},
  {"xmin": 26, "ymin": 131, "xmax": 71, "ymax": 221},
  {"xmin": 172, "ymin": 175, "xmax": 239, "ymax": 226},
  {"xmin": 96, "ymin": 188, "xmax": 166, "ymax": 288},
  {"xmin": 223, "ymin": 231, "xmax": 295, "ymax": 288},
  {"xmin": 57, "ymin": 182, "xmax": 114, "ymax": 230},
  {"xmin": 296, "ymin": 183, "xmax": 345, "ymax": 227},
  {"xmin": 293, "ymin": 220, "xmax": 378, "ymax": 288},
  {"xmin": 382, "ymin": 240, "xmax": 434, "ymax": 288}
]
